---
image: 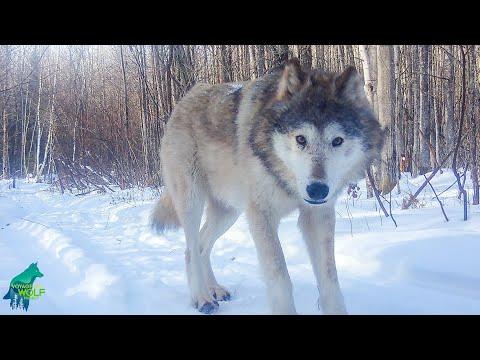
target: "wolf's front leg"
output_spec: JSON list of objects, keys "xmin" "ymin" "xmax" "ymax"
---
[
  {"xmin": 246, "ymin": 203, "xmax": 297, "ymax": 315},
  {"xmin": 298, "ymin": 205, "xmax": 347, "ymax": 315}
]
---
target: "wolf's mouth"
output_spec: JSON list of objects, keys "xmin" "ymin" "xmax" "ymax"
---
[{"xmin": 304, "ymin": 199, "xmax": 327, "ymax": 205}]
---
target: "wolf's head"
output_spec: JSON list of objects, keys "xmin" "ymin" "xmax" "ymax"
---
[
  {"xmin": 252, "ymin": 58, "xmax": 383, "ymax": 206},
  {"xmin": 27, "ymin": 262, "xmax": 44, "ymax": 280}
]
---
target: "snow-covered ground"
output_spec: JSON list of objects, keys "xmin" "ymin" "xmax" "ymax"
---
[{"xmin": 1, "ymin": 170, "xmax": 479, "ymax": 314}]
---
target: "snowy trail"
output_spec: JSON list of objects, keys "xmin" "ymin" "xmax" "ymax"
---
[{"xmin": 1, "ymin": 171, "xmax": 480, "ymax": 314}]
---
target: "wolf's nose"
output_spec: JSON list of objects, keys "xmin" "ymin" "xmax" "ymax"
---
[{"xmin": 306, "ymin": 182, "xmax": 329, "ymax": 201}]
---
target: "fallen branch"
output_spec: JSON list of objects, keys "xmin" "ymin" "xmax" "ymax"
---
[
  {"xmin": 431, "ymin": 172, "xmax": 465, "ymax": 199},
  {"xmin": 18, "ymin": 217, "xmax": 50, "ymax": 228},
  {"xmin": 378, "ymin": 192, "xmax": 398, "ymax": 227},
  {"xmin": 366, "ymin": 168, "xmax": 390, "ymax": 219},
  {"xmin": 402, "ymin": 137, "xmax": 465, "ymax": 210},
  {"xmin": 424, "ymin": 175, "xmax": 449, "ymax": 222},
  {"xmin": 389, "ymin": 189, "xmax": 398, "ymax": 227}
]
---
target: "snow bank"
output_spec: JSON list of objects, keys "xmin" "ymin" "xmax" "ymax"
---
[{"xmin": 1, "ymin": 170, "xmax": 479, "ymax": 314}]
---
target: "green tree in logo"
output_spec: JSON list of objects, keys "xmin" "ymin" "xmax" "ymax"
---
[{"xmin": 3, "ymin": 262, "xmax": 44, "ymax": 311}]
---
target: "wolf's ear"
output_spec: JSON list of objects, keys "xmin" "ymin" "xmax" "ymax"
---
[
  {"xmin": 276, "ymin": 58, "xmax": 307, "ymax": 101},
  {"xmin": 335, "ymin": 66, "xmax": 369, "ymax": 106}
]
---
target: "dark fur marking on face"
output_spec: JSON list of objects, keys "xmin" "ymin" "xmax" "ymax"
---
[
  {"xmin": 311, "ymin": 162, "xmax": 326, "ymax": 180},
  {"xmin": 248, "ymin": 114, "xmax": 298, "ymax": 197},
  {"xmin": 271, "ymin": 84, "xmax": 382, "ymax": 163},
  {"xmin": 248, "ymin": 64, "xmax": 383, "ymax": 195}
]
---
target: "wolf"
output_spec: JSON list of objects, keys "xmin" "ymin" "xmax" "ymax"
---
[{"xmin": 151, "ymin": 58, "xmax": 383, "ymax": 315}]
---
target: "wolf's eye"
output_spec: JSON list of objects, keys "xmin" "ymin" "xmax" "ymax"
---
[
  {"xmin": 332, "ymin": 137, "xmax": 344, "ymax": 147},
  {"xmin": 296, "ymin": 135, "xmax": 307, "ymax": 147}
]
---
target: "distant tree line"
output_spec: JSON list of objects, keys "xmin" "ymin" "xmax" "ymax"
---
[{"xmin": 0, "ymin": 45, "xmax": 478, "ymax": 206}]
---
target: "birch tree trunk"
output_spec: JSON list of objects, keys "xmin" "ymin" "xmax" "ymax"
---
[
  {"xmin": 36, "ymin": 50, "xmax": 59, "ymax": 180},
  {"xmin": 34, "ymin": 63, "xmax": 43, "ymax": 178},
  {"xmin": 472, "ymin": 45, "xmax": 480, "ymax": 205},
  {"xmin": 297, "ymin": 45, "xmax": 312, "ymax": 69},
  {"xmin": 359, "ymin": 45, "xmax": 379, "ymax": 198},
  {"xmin": 256, "ymin": 45, "xmax": 265, "ymax": 77},
  {"xmin": 412, "ymin": 46, "xmax": 420, "ymax": 176},
  {"xmin": 418, "ymin": 45, "xmax": 431, "ymax": 175},
  {"xmin": 359, "ymin": 45, "xmax": 378, "ymax": 113},
  {"xmin": 220, "ymin": 45, "xmax": 232, "ymax": 83},
  {"xmin": 315, "ymin": 45, "xmax": 325, "ymax": 69},
  {"xmin": 271, "ymin": 45, "xmax": 289, "ymax": 67},
  {"xmin": 2, "ymin": 46, "xmax": 11, "ymax": 179},
  {"xmin": 394, "ymin": 45, "xmax": 404, "ymax": 193},
  {"xmin": 120, "ymin": 45, "xmax": 129, "ymax": 131},
  {"xmin": 377, "ymin": 45, "xmax": 397, "ymax": 194},
  {"xmin": 444, "ymin": 45, "xmax": 455, "ymax": 168}
]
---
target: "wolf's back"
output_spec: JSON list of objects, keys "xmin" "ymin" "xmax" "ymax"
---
[{"xmin": 150, "ymin": 191, "xmax": 181, "ymax": 233}]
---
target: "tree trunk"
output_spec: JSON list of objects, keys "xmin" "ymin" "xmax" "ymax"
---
[
  {"xmin": 472, "ymin": 45, "xmax": 480, "ymax": 205},
  {"xmin": 120, "ymin": 45, "xmax": 129, "ymax": 131},
  {"xmin": 297, "ymin": 45, "xmax": 312, "ymax": 69},
  {"xmin": 377, "ymin": 45, "xmax": 397, "ymax": 194},
  {"xmin": 256, "ymin": 45, "xmax": 265, "ymax": 77},
  {"xmin": 359, "ymin": 45, "xmax": 378, "ymax": 113},
  {"xmin": 444, "ymin": 45, "xmax": 455, "ymax": 168},
  {"xmin": 394, "ymin": 45, "xmax": 404, "ymax": 193},
  {"xmin": 418, "ymin": 45, "xmax": 431, "ymax": 175},
  {"xmin": 315, "ymin": 45, "xmax": 325, "ymax": 69},
  {"xmin": 359, "ymin": 45, "xmax": 378, "ymax": 198},
  {"xmin": 271, "ymin": 45, "xmax": 289, "ymax": 67},
  {"xmin": 220, "ymin": 45, "xmax": 232, "ymax": 83},
  {"xmin": 412, "ymin": 46, "xmax": 420, "ymax": 176},
  {"xmin": 2, "ymin": 46, "xmax": 11, "ymax": 179},
  {"xmin": 250, "ymin": 45, "xmax": 257, "ymax": 78}
]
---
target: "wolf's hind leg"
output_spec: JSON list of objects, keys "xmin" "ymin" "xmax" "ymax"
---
[
  {"xmin": 199, "ymin": 199, "xmax": 240, "ymax": 301},
  {"xmin": 170, "ymin": 178, "xmax": 219, "ymax": 314}
]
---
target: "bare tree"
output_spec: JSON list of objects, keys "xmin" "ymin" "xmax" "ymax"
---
[
  {"xmin": 359, "ymin": 45, "xmax": 378, "ymax": 198},
  {"xmin": 0, "ymin": 44, "xmax": 477, "ymax": 206},
  {"xmin": 444, "ymin": 45, "xmax": 455, "ymax": 168},
  {"xmin": 418, "ymin": 45, "xmax": 431, "ymax": 175},
  {"xmin": 256, "ymin": 45, "xmax": 266, "ymax": 77},
  {"xmin": 297, "ymin": 45, "xmax": 312, "ymax": 69},
  {"xmin": 2, "ymin": 46, "xmax": 12, "ymax": 179},
  {"xmin": 377, "ymin": 45, "xmax": 397, "ymax": 194}
]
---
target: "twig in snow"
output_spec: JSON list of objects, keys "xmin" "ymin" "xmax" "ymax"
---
[
  {"xmin": 432, "ymin": 172, "xmax": 466, "ymax": 200},
  {"xmin": 424, "ymin": 175, "xmax": 449, "ymax": 222},
  {"xmin": 402, "ymin": 138, "xmax": 465, "ymax": 210},
  {"xmin": 389, "ymin": 190, "xmax": 398, "ymax": 227},
  {"xmin": 366, "ymin": 168, "xmax": 390, "ymax": 219},
  {"xmin": 18, "ymin": 217, "xmax": 50, "ymax": 228}
]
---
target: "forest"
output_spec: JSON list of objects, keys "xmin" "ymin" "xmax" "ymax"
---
[{"xmin": 0, "ymin": 45, "xmax": 478, "ymax": 209}]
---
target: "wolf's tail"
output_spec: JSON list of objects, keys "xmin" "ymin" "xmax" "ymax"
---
[{"xmin": 150, "ymin": 190, "xmax": 181, "ymax": 233}]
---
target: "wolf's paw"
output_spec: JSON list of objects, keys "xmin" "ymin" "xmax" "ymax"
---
[
  {"xmin": 211, "ymin": 285, "xmax": 231, "ymax": 302},
  {"xmin": 194, "ymin": 300, "xmax": 219, "ymax": 314}
]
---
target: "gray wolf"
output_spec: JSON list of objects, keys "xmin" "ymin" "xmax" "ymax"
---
[{"xmin": 151, "ymin": 58, "xmax": 383, "ymax": 314}]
